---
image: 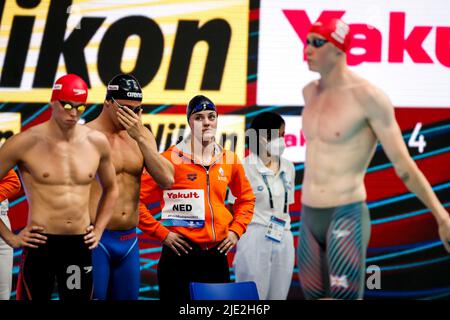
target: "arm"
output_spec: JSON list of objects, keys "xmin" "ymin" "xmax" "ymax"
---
[
  {"xmin": 0, "ymin": 169, "xmax": 23, "ymax": 246},
  {"xmin": 225, "ymin": 188, "xmax": 236, "ymax": 214},
  {"xmin": 0, "ymin": 132, "xmax": 28, "ymax": 180},
  {"xmin": 302, "ymin": 80, "xmax": 318, "ymax": 105},
  {"xmin": 218, "ymin": 154, "xmax": 256, "ymax": 254},
  {"xmin": 117, "ymin": 107, "xmax": 174, "ymax": 188},
  {"xmin": 139, "ymin": 202, "xmax": 169, "ymax": 242},
  {"xmin": 0, "ymin": 169, "xmax": 21, "ymax": 202},
  {"xmin": 366, "ymin": 87, "xmax": 450, "ymax": 252},
  {"xmin": 85, "ymin": 134, "xmax": 119, "ymax": 249},
  {"xmin": 1, "ymin": 224, "xmax": 47, "ymax": 249}
]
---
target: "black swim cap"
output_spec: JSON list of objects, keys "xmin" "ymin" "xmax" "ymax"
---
[
  {"xmin": 106, "ymin": 74, "xmax": 143, "ymax": 102},
  {"xmin": 186, "ymin": 95, "xmax": 217, "ymax": 120}
]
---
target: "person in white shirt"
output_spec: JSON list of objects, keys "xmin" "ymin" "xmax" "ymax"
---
[
  {"xmin": 228, "ymin": 112, "xmax": 296, "ymax": 300},
  {"xmin": 0, "ymin": 169, "xmax": 22, "ymax": 300}
]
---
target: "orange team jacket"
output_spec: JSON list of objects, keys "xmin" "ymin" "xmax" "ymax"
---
[
  {"xmin": 139, "ymin": 140, "xmax": 256, "ymax": 245},
  {"xmin": 0, "ymin": 169, "xmax": 21, "ymax": 202}
]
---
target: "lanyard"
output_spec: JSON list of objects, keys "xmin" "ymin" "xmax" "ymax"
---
[{"xmin": 261, "ymin": 171, "xmax": 289, "ymax": 214}]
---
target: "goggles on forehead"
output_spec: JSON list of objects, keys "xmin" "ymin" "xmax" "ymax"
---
[{"xmin": 191, "ymin": 101, "xmax": 216, "ymax": 114}]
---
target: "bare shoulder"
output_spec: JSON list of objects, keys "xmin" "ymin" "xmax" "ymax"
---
[
  {"xmin": 6, "ymin": 124, "xmax": 44, "ymax": 148},
  {"xmin": 352, "ymin": 78, "xmax": 393, "ymax": 116},
  {"xmin": 302, "ymin": 80, "xmax": 319, "ymax": 104},
  {"xmin": 83, "ymin": 126, "xmax": 110, "ymax": 153},
  {"xmin": 84, "ymin": 118, "xmax": 101, "ymax": 131}
]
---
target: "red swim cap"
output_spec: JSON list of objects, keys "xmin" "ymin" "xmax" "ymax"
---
[
  {"xmin": 308, "ymin": 18, "xmax": 351, "ymax": 52},
  {"xmin": 51, "ymin": 74, "xmax": 88, "ymax": 103}
]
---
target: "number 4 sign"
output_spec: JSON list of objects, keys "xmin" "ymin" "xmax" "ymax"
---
[{"xmin": 408, "ymin": 123, "xmax": 427, "ymax": 153}]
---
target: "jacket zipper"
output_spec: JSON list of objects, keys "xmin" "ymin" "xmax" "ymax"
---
[
  {"xmin": 204, "ymin": 165, "xmax": 217, "ymax": 243},
  {"xmin": 182, "ymin": 142, "xmax": 223, "ymax": 244}
]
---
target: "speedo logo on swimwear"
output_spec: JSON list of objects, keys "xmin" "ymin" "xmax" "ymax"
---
[
  {"xmin": 127, "ymin": 92, "xmax": 142, "ymax": 98},
  {"xmin": 187, "ymin": 173, "xmax": 197, "ymax": 181},
  {"xmin": 330, "ymin": 275, "xmax": 349, "ymax": 289},
  {"xmin": 166, "ymin": 191, "xmax": 200, "ymax": 199},
  {"xmin": 332, "ymin": 229, "xmax": 351, "ymax": 239}
]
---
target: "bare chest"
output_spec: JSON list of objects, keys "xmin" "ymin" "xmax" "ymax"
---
[
  {"xmin": 20, "ymin": 139, "xmax": 100, "ymax": 185},
  {"xmin": 302, "ymin": 91, "xmax": 367, "ymax": 144},
  {"xmin": 108, "ymin": 135, "xmax": 144, "ymax": 176}
]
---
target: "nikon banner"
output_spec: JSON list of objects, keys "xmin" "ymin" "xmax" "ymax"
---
[
  {"xmin": 0, "ymin": 112, "xmax": 21, "ymax": 145},
  {"xmin": 0, "ymin": 0, "xmax": 248, "ymax": 105},
  {"xmin": 141, "ymin": 114, "xmax": 246, "ymax": 158}
]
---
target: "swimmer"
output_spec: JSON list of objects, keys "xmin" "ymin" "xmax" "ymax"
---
[
  {"xmin": 0, "ymin": 74, "xmax": 118, "ymax": 300},
  {"xmin": 298, "ymin": 17, "xmax": 450, "ymax": 300}
]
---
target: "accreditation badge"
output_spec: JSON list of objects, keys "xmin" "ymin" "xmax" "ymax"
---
[{"xmin": 265, "ymin": 215, "xmax": 286, "ymax": 242}]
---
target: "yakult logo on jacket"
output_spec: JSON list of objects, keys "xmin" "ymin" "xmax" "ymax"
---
[
  {"xmin": 166, "ymin": 191, "xmax": 200, "ymax": 199},
  {"xmin": 283, "ymin": 10, "xmax": 450, "ymax": 67}
]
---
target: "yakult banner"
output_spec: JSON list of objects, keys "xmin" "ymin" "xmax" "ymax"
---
[
  {"xmin": 282, "ymin": 115, "xmax": 306, "ymax": 163},
  {"xmin": 257, "ymin": 0, "xmax": 450, "ymax": 108},
  {"xmin": 0, "ymin": 0, "xmax": 248, "ymax": 105}
]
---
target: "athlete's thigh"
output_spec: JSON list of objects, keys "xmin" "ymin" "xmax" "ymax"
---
[
  {"xmin": 298, "ymin": 222, "xmax": 327, "ymax": 299},
  {"xmin": 92, "ymin": 244, "xmax": 112, "ymax": 300},
  {"xmin": 326, "ymin": 203, "xmax": 369, "ymax": 300},
  {"xmin": 110, "ymin": 242, "xmax": 140, "ymax": 300},
  {"xmin": 56, "ymin": 244, "xmax": 93, "ymax": 301},
  {"xmin": 17, "ymin": 248, "xmax": 54, "ymax": 300}
]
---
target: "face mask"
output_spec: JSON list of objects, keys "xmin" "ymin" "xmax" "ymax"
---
[{"xmin": 267, "ymin": 137, "xmax": 286, "ymax": 157}]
